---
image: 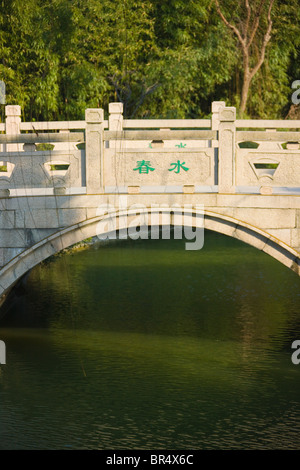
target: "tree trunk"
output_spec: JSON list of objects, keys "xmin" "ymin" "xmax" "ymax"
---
[
  {"xmin": 240, "ymin": 71, "xmax": 251, "ymax": 117},
  {"xmin": 214, "ymin": 0, "xmax": 275, "ymax": 118}
]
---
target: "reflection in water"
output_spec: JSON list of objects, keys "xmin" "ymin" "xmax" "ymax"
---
[{"xmin": 0, "ymin": 231, "xmax": 300, "ymax": 449}]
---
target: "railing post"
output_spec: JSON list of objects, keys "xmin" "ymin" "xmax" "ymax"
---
[
  {"xmin": 109, "ymin": 102, "xmax": 123, "ymax": 149},
  {"xmin": 218, "ymin": 106, "xmax": 236, "ymax": 194},
  {"xmin": 211, "ymin": 101, "xmax": 225, "ymax": 136},
  {"xmin": 85, "ymin": 108, "xmax": 104, "ymax": 194},
  {"xmin": 5, "ymin": 105, "xmax": 22, "ymax": 152},
  {"xmin": 211, "ymin": 101, "xmax": 225, "ymax": 184}
]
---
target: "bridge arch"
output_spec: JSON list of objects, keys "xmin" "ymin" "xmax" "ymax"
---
[{"xmin": 0, "ymin": 208, "xmax": 299, "ymax": 300}]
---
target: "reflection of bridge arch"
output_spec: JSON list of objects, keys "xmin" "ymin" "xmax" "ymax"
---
[{"xmin": 0, "ymin": 208, "xmax": 299, "ymax": 300}]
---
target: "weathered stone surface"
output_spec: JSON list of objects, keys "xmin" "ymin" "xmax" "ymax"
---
[
  {"xmin": 0, "ymin": 211, "xmax": 15, "ymax": 229},
  {"xmin": 23, "ymin": 208, "xmax": 87, "ymax": 229},
  {"xmin": 233, "ymin": 225, "xmax": 268, "ymax": 251},
  {"xmin": 267, "ymin": 228, "xmax": 292, "ymax": 245},
  {"xmin": 237, "ymin": 150, "xmax": 300, "ymax": 188},
  {"xmin": 233, "ymin": 208, "xmax": 295, "ymax": 229},
  {"xmin": 104, "ymin": 150, "xmax": 214, "ymax": 187},
  {"xmin": 0, "ymin": 247, "xmax": 23, "ymax": 267},
  {"xmin": 0, "ymin": 229, "xmax": 27, "ymax": 247},
  {"xmin": 1, "ymin": 150, "xmax": 82, "ymax": 189},
  {"xmin": 263, "ymin": 240, "xmax": 298, "ymax": 270}
]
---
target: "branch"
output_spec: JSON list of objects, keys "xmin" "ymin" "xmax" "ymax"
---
[
  {"xmin": 243, "ymin": 0, "xmax": 251, "ymax": 40},
  {"xmin": 108, "ymin": 74, "xmax": 160, "ymax": 118},
  {"xmin": 214, "ymin": 0, "xmax": 246, "ymax": 49},
  {"xmin": 249, "ymin": 0, "xmax": 275, "ymax": 80},
  {"xmin": 247, "ymin": 0, "xmax": 266, "ymax": 48},
  {"xmin": 130, "ymin": 83, "xmax": 160, "ymax": 118},
  {"xmin": 108, "ymin": 75, "xmax": 123, "ymax": 102}
]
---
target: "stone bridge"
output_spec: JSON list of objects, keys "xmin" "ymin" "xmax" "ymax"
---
[{"xmin": 0, "ymin": 101, "xmax": 300, "ymax": 303}]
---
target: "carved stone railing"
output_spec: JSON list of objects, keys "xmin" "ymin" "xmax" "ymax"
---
[
  {"xmin": 236, "ymin": 118, "xmax": 300, "ymax": 195},
  {"xmin": 0, "ymin": 101, "xmax": 299, "ymax": 197}
]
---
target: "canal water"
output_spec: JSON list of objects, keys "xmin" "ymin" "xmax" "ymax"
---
[{"xmin": 0, "ymin": 230, "xmax": 300, "ymax": 450}]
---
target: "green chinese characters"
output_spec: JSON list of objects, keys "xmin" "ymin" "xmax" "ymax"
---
[{"xmin": 133, "ymin": 160, "xmax": 189, "ymax": 174}]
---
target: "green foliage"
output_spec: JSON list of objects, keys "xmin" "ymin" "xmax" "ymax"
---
[
  {"xmin": 254, "ymin": 163, "xmax": 278, "ymax": 169},
  {"xmin": 36, "ymin": 143, "xmax": 55, "ymax": 151},
  {"xmin": 49, "ymin": 164, "xmax": 69, "ymax": 170},
  {"xmin": 238, "ymin": 142, "xmax": 259, "ymax": 149},
  {"xmin": 0, "ymin": 0, "xmax": 298, "ymax": 119}
]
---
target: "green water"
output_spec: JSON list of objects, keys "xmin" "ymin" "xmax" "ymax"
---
[{"xmin": 0, "ymin": 230, "xmax": 300, "ymax": 450}]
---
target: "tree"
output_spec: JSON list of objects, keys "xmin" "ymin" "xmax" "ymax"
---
[
  {"xmin": 147, "ymin": 0, "xmax": 238, "ymax": 118},
  {"xmin": 1, "ymin": 0, "xmax": 299, "ymax": 121},
  {"xmin": 214, "ymin": 0, "xmax": 275, "ymax": 116}
]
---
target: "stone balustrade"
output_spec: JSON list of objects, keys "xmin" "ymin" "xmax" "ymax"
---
[{"xmin": 0, "ymin": 101, "xmax": 299, "ymax": 197}]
